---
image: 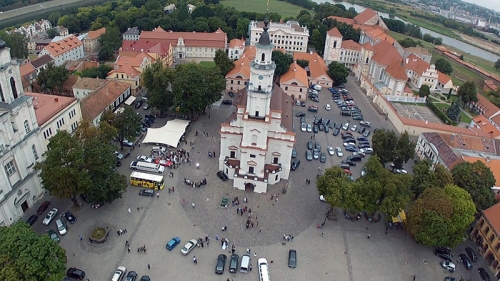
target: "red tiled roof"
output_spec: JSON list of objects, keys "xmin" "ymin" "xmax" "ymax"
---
[
  {"xmin": 438, "ymin": 71, "xmax": 451, "ymax": 84},
  {"xmin": 19, "ymin": 63, "xmax": 35, "ymax": 76},
  {"xmin": 80, "ymin": 81, "xmax": 130, "ymax": 121},
  {"xmin": 439, "ymin": 132, "xmax": 497, "ymax": 154},
  {"xmin": 42, "ymin": 35, "xmax": 83, "ymax": 57},
  {"xmin": 372, "ymin": 40, "xmax": 402, "ymax": 66},
  {"xmin": 327, "ymin": 27, "xmax": 342, "ymax": 37},
  {"xmin": 26, "ymin": 92, "xmax": 77, "ymax": 126},
  {"xmin": 361, "ymin": 42, "xmax": 375, "ymax": 51},
  {"xmin": 280, "ymin": 62, "xmax": 308, "ymax": 86},
  {"xmin": 353, "ymin": 8, "xmax": 378, "ymax": 25},
  {"xmin": 341, "ymin": 40, "xmax": 361, "ymax": 50},
  {"xmin": 471, "ymin": 116, "xmax": 500, "ymax": 138},
  {"xmin": 139, "ymin": 27, "xmax": 227, "ymax": 48},
  {"xmin": 293, "ymin": 52, "xmax": 332, "ymax": 81},
  {"xmin": 225, "ymin": 46, "xmax": 256, "ymax": 79},
  {"xmin": 483, "ymin": 203, "xmax": 500, "ymax": 235},
  {"xmin": 421, "ymin": 132, "xmax": 463, "ymax": 169},
  {"xmin": 471, "ymin": 94, "xmax": 500, "ymax": 118},
  {"xmin": 120, "ymin": 40, "xmax": 171, "ymax": 56},
  {"xmin": 404, "ymin": 54, "xmax": 430, "ymax": 76},
  {"xmin": 87, "ymin": 27, "xmax": 106, "ymax": 40},
  {"xmin": 229, "ymin": 38, "xmax": 245, "ymax": 48}
]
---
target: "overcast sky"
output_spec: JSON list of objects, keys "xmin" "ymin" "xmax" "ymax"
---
[{"xmin": 462, "ymin": 0, "xmax": 500, "ymax": 13}]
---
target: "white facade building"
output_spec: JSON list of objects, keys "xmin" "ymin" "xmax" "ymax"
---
[
  {"xmin": 249, "ymin": 20, "xmax": 309, "ymax": 53},
  {"xmin": 219, "ymin": 17, "xmax": 296, "ymax": 193},
  {"xmin": 123, "ymin": 27, "xmax": 140, "ymax": 41},
  {"xmin": 38, "ymin": 35, "xmax": 84, "ymax": 66},
  {"xmin": 0, "ymin": 40, "xmax": 46, "ymax": 226}
]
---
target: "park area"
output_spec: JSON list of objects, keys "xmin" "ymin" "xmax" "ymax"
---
[{"xmin": 221, "ymin": 0, "xmax": 313, "ymax": 18}]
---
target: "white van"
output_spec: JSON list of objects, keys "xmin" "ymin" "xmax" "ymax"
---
[
  {"xmin": 130, "ymin": 161, "xmax": 165, "ymax": 173},
  {"xmin": 240, "ymin": 254, "xmax": 251, "ymax": 273},
  {"xmin": 258, "ymin": 258, "xmax": 270, "ymax": 281},
  {"xmin": 111, "ymin": 265, "xmax": 126, "ymax": 281},
  {"xmin": 152, "ymin": 146, "xmax": 167, "ymax": 153}
]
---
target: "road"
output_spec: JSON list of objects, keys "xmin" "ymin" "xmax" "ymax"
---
[{"xmin": 27, "ymin": 76, "xmax": 488, "ymax": 281}]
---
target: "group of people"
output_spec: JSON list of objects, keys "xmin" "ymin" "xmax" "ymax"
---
[
  {"xmin": 183, "ymin": 177, "xmax": 207, "ymax": 188},
  {"xmin": 283, "ymin": 234, "xmax": 294, "ymax": 242}
]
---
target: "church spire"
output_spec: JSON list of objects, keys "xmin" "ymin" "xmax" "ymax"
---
[{"xmin": 258, "ymin": 13, "xmax": 271, "ymax": 46}]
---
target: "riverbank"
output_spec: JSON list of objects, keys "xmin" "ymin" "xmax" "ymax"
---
[{"xmin": 221, "ymin": 0, "xmax": 313, "ymax": 18}]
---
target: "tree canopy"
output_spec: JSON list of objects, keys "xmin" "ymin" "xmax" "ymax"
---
[
  {"xmin": 78, "ymin": 65, "xmax": 113, "ymax": 79},
  {"xmin": 141, "ymin": 62, "xmax": 175, "ymax": 114},
  {"xmin": 0, "ymin": 223, "xmax": 67, "ymax": 281},
  {"xmin": 214, "ymin": 49, "xmax": 235, "ymax": 76},
  {"xmin": 98, "ymin": 27, "xmax": 122, "ymax": 61},
  {"xmin": 101, "ymin": 106, "xmax": 142, "ymax": 150},
  {"xmin": 418, "ymin": 85, "xmax": 430, "ymax": 97},
  {"xmin": 372, "ymin": 129, "xmax": 415, "ymax": 168},
  {"xmin": 36, "ymin": 63, "xmax": 69, "ymax": 95},
  {"xmin": 457, "ymin": 81, "xmax": 478, "ymax": 106},
  {"xmin": 271, "ymin": 50, "xmax": 293, "ymax": 76},
  {"xmin": 410, "ymin": 161, "xmax": 453, "ymax": 198},
  {"xmin": 0, "ymin": 31, "xmax": 27, "ymax": 59},
  {"xmin": 452, "ymin": 160, "xmax": 496, "ymax": 211},
  {"xmin": 327, "ymin": 61, "xmax": 349, "ymax": 86},
  {"xmin": 435, "ymin": 58, "xmax": 453, "ymax": 75},
  {"xmin": 406, "ymin": 185, "xmax": 476, "ymax": 247},
  {"xmin": 317, "ymin": 166, "xmax": 363, "ymax": 213}
]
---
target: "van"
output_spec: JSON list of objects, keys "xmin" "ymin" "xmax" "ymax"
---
[
  {"xmin": 258, "ymin": 258, "xmax": 270, "ymax": 281},
  {"xmin": 56, "ymin": 219, "xmax": 67, "ymax": 235},
  {"xmin": 152, "ymin": 146, "xmax": 167, "ymax": 152},
  {"xmin": 240, "ymin": 254, "xmax": 251, "ymax": 273},
  {"xmin": 130, "ymin": 161, "xmax": 165, "ymax": 173},
  {"xmin": 111, "ymin": 266, "xmax": 127, "ymax": 281}
]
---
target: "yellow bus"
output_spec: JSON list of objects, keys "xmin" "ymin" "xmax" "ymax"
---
[{"xmin": 130, "ymin": 171, "xmax": 165, "ymax": 190}]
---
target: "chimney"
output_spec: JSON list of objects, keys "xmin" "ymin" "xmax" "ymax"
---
[{"xmin": 54, "ymin": 97, "xmax": 58, "ymax": 102}]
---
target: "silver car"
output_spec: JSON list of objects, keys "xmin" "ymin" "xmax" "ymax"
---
[
  {"xmin": 42, "ymin": 208, "xmax": 59, "ymax": 225},
  {"xmin": 327, "ymin": 146, "xmax": 335, "ymax": 156},
  {"xmin": 306, "ymin": 124, "xmax": 312, "ymax": 133},
  {"xmin": 335, "ymin": 147, "xmax": 343, "ymax": 157},
  {"xmin": 180, "ymin": 239, "xmax": 198, "ymax": 255}
]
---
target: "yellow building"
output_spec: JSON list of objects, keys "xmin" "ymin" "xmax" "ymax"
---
[
  {"xmin": 471, "ymin": 203, "xmax": 500, "ymax": 280},
  {"xmin": 279, "ymin": 62, "xmax": 308, "ymax": 101},
  {"xmin": 83, "ymin": 27, "xmax": 106, "ymax": 52},
  {"xmin": 107, "ymin": 53, "xmax": 154, "ymax": 95}
]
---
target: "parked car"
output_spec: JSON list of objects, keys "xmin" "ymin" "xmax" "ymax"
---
[
  {"xmin": 444, "ymin": 277, "xmax": 458, "ymax": 281},
  {"xmin": 137, "ymin": 155, "xmax": 153, "ymax": 163},
  {"xmin": 352, "ymin": 115, "xmax": 364, "ymax": 120},
  {"xmin": 291, "ymin": 159, "xmax": 301, "ymax": 171},
  {"xmin": 222, "ymin": 100, "xmax": 233, "ymax": 105},
  {"xmin": 459, "ymin": 254, "xmax": 472, "ymax": 269},
  {"xmin": 228, "ymin": 91, "xmax": 235, "ymax": 98},
  {"xmin": 435, "ymin": 249, "xmax": 453, "ymax": 261},
  {"xmin": 300, "ymin": 123, "xmax": 307, "ymax": 132},
  {"xmin": 333, "ymin": 128, "xmax": 340, "ymax": 136},
  {"xmin": 47, "ymin": 229, "xmax": 60, "ymax": 243},
  {"xmin": 135, "ymin": 100, "xmax": 144, "ymax": 109},
  {"xmin": 313, "ymin": 125, "xmax": 319, "ymax": 133},
  {"xmin": 345, "ymin": 146, "xmax": 358, "ymax": 152},
  {"xmin": 362, "ymin": 130, "xmax": 371, "ymax": 137},
  {"xmin": 307, "ymin": 141, "xmax": 313, "ymax": 150},
  {"xmin": 325, "ymin": 104, "xmax": 331, "ymax": 110},
  {"xmin": 347, "ymin": 155, "xmax": 362, "ymax": 162},
  {"xmin": 350, "ymin": 125, "xmax": 357, "ymax": 132},
  {"xmin": 143, "ymin": 104, "xmax": 150, "ymax": 110},
  {"xmin": 320, "ymin": 152, "xmax": 326, "ymax": 163},
  {"xmin": 305, "ymin": 150, "xmax": 313, "ymax": 161},
  {"xmin": 441, "ymin": 261, "xmax": 456, "ymax": 272},
  {"xmin": 139, "ymin": 276, "xmax": 150, "ymax": 281},
  {"xmin": 306, "ymin": 124, "xmax": 312, "ymax": 133},
  {"xmin": 307, "ymin": 105, "xmax": 318, "ymax": 112},
  {"xmin": 358, "ymin": 136, "xmax": 368, "ymax": 141},
  {"xmin": 314, "ymin": 142, "xmax": 321, "ymax": 151},
  {"xmin": 360, "ymin": 121, "xmax": 371, "ymax": 127},
  {"xmin": 287, "ymin": 249, "xmax": 297, "ymax": 268},
  {"xmin": 342, "ymin": 160, "xmax": 356, "ymax": 166},
  {"xmin": 112, "ymin": 266, "xmax": 127, "ymax": 281},
  {"xmin": 335, "ymin": 147, "xmax": 343, "ymax": 157},
  {"xmin": 37, "ymin": 201, "xmax": 51, "ymax": 215},
  {"xmin": 478, "ymin": 268, "xmax": 491, "ymax": 281},
  {"xmin": 64, "ymin": 212, "xmax": 77, "ymax": 224},
  {"xmin": 166, "ymin": 237, "xmax": 181, "ymax": 250},
  {"xmin": 114, "ymin": 151, "xmax": 124, "ymax": 160},
  {"xmin": 295, "ymin": 112, "xmax": 305, "ymax": 117},
  {"xmin": 122, "ymin": 139, "xmax": 134, "ymax": 147},
  {"xmin": 300, "ymin": 101, "xmax": 306, "ymax": 107},
  {"xmin": 217, "ymin": 171, "xmax": 229, "ymax": 181},
  {"xmin": 342, "ymin": 123, "xmax": 349, "ymax": 130},
  {"xmin": 465, "ymin": 247, "xmax": 478, "ymax": 262},
  {"xmin": 66, "ymin": 267, "xmax": 85, "ymax": 280},
  {"xmin": 26, "ymin": 214, "xmax": 38, "ymax": 226},
  {"xmin": 56, "ymin": 219, "xmax": 67, "ymax": 235},
  {"xmin": 124, "ymin": 271, "xmax": 138, "ymax": 281},
  {"xmin": 313, "ymin": 150, "xmax": 320, "ymax": 160},
  {"xmin": 139, "ymin": 189, "xmax": 154, "ymax": 197},
  {"xmin": 229, "ymin": 254, "xmax": 239, "ymax": 273},
  {"xmin": 215, "ymin": 254, "xmax": 227, "ymax": 274},
  {"xmin": 181, "ymin": 239, "xmax": 198, "ymax": 255},
  {"xmin": 327, "ymin": 146, "xmax": 335, "ymax": 155},
  {"xmin": 43, "ymin": 208, "xmax": 59, "ymax": 225}
]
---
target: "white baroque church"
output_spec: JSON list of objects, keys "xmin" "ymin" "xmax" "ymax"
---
[
  {"xmin": 219, "ymin": 16, "xmax": 296, "ymax": 193},
  {"xmin": 0, "ymin": 39, "xmax": 45, "ymax": 225}
]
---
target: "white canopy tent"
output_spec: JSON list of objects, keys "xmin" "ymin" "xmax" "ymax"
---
[
  {"xmin": 142, "ymin": 119, "xmax": 191, "ymax": 147},
  {"xmin": 124, "ymin": 96, "xmax": 136, "ymax": 105}
]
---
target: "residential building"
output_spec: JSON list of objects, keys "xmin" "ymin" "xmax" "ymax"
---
[
  {"xmin": 228, "ymin": 37, "xmax": 246, "ymax": 60},
  {"xmin": 415, "ymin": 132, "xmax": 464, "ymax": 169},
  {"xmin": 328, "ymin": 8, "xmax": 388, "ymax": 30},
  {"xmin": 249, "ymin": 20, "xmax": 309, "ymax": 53},
  {"xmin": 404, "ymin": 46, "xmax": 432, "ymax": 64},
  {"xmin": 26, "ymin": 92, "xmax": 81, "ymax": 147},
  {"xmin": 29, "ymin": 55, "xmax": 53, "ymax": 75},
  {"xmin": 279, "ymin": 62, "xmax": 308, "ymax": 101},
  {"xmin": 72, "ymin": 77, "xmax": 109, "ymax": 100},
  {"xmin": 123, "ymin": 27, "xmax": 140, "ymax": 41},
  {"xmin": 436, "ymin": 71, "xmax": 454, "ymax": 93},
  {"xmin": 0, "ymin": 40, "xmax": 46, "ymax": 226},
  {"xmin": 323, "ymin": 27, "xmax": 362, "ymax": 68},
  {"xmin": 107, "ymin": 53, "xmax": 154, "ymax": 95},
  {"xmin": 484, "ymin": 80, "xmax": 499, "ymax": 93},
  {"xmin": 80, "ymin": 81, "xmax": 131, "ymax": 126},
  {"xmin": 26, "ymin": 26, "xmax": 68, "ymax": 51},
  {"xmin": 120, "ymin": 40, "xmax": 173, "ymax": 67},
  {"xmin": 470, "ymin": 94, "xmax": 500, "ymax": 119},
  {"xmin": 219, "ymin": 17, "xmax": 296, "ymax": 193},
  {"xmin": 471, "ymin": 203, "xmax": 500, "ymax": 280},
  {"xmin": 10, "ymin": 19, "xmax": 52, "ymax": 38},
  {"xmin": 38, "ymin": 35, "xmax": 84, "ymax": 66},
  {"xmin": 293, "ymin": 52, "xmax": 333, "ymax": 88},
  {"xmin": 64, "ymin": 60, "xmax": 99, "ymax": 72},
  {"xmin": 403, "ymin": 54, "xmax": 438, "ymax": 90},
  {"xmin": 138, "ymin": 27, "xmax": 227, "ymax": 59},
  {"xmin": 225, "ymin": 47, "xmax": 256, "ymax": 92},
  {"xmin": 83, "ymin": 27, "xmax": 106, "ymax": 52},
  {"xmin": 19, "ymin": 63, "xmax": 37, "ymax": 92},
  {"xmin": 469, "ymin": 116, "xmax": 500, "ymax": 139}
]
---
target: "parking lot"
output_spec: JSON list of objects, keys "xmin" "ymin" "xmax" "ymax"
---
[
  {"xmin": 392, "ymin": 103, "xmax": 442, "ymax": 124},
  {"xmin": 27, "ymin": 77, "xmax": 490, "ymax": 281}
]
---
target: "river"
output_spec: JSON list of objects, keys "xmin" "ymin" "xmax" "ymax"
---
[{"xmin": 311, "ymin": 0, "xmax": 500, "ymax": 62}]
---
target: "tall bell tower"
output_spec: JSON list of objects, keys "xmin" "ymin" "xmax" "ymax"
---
[
  {"xmin": 0, "ymin": 39, "xmax": 24, "ymax": 104},
  {"xmin": 246, "ymin": 14, "xmax": 276, "ymax": 119}
]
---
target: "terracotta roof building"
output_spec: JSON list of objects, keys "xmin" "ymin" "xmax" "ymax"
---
[
  {"xmin": 30, "ymin": 54, "xmax": 53, "ymax": 74},
  {"xmin": 72, "ymin": 77, "xmax": 110, "ymax": 100},
  {"xmin": 327, "ymin": 8, "xmax": 388, "ymax": 30},
  {"xmin": 403, "ymin": 54, "xmax": 438, "ymax": 90},
  {"xmin": 139, "ymin": 27, "xmax": 227, "ymax": 59},
  {"xmin": 83, "ymin": 27, "xmax": 106, "ymax": 52},
  {"xmin": 19, "ymin": 63, "xmax": 37, "ymax": 91},
  {"xmin": 225, "ymin": 46, "xmax": 256, "ymax": 92},
  {"xmin": 415, "ymin": 132, "xmax": 464, "ymax": 170},
  {"xmin": 436, "ymin": 71, "xmax": 454, "ymax": 93},
  {"xmin": 228, "ymin": 37, "xmax": 246, "ymax": 60},
  {"xmin": 120, "ymin": 40, "xmax": 174, "ymax": 67},
  {"xmin": 471, "ymin": 202, "xmax": 500, "ymax": 280},
  {"xmin": 293, "ymin": 51, "xmax": 333, "ymax": 88},
  {"xmin": 470, "ymin": 94, "xmax": 500, "ymax": 119},
  {"xmin": 470, "ymin": 116, "xmax": 500, "ymax": 139},
  {"xmin": 279, "ymin": 62, "xmax": 309, "ymax": 101},
  {"xmin": 80, "ymin": 81, "xmax": 132, "ymax": 126},
  {"xmin": 64, "ymin": 60, "xmax": 99, "ymax": 72},
  {"xmin": 323, "ymin": 27, "xmax": 362, "ymax": 68},
  {"xmin": 404, "ymin": 46, "xmax": 432, "ymax": 63},
  {"xmin": 249, "ymin": 20, "xmax": 309, "ymax": 53},
  {"xmin": 484, "ymin": 80, "xmax": 499, "ymax": 93},
  {"xmin": 38, "ymin": 35, "xmax": 84, "ymax": 66},
  {"xmin": 107, "ymin": 53, "xmax": 154, "ymax": 95}
]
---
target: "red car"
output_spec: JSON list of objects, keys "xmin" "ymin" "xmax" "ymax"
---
[{"xmin": 37, "ymin": 201, "xmax": 50, "ymax": 215}]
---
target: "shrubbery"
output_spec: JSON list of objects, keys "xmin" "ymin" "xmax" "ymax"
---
[{"xmin": 426, "ymin": 99, "xmax": 457, "ymax": 125}]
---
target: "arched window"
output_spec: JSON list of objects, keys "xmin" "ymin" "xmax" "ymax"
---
[
  {"xmin": 24, "ymin": 120, "xmax": 30, "ymax": 134},
  {"xmin": 261, "ymin": 53, "xmax": 265, "ymax": 62},
  {"xmin": 32, "ymin": 144, "xmax": 38, "ymax": 160},
  {"xmin": 10, "ymin": 77, "xmax": 18, "ymax": 99},
  {"xmin": 0, "ymin": 84, "xmax": 4, "ymax": 102},
  {"xmin": 251, "ymin": 134, "xmax": 258, "ymax": 145}
]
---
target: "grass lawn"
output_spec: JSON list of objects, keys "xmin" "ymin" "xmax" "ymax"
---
[
  {"xmin": 221, "ymin": 0, "xmax": 313, "ymax": 18},
  {"xmin": 397, "ymin": 14, "xmax": 460, "ymax": 40},
  {"xmin": 430, "ymin": 50, "xmax": 484, "ymax": 87},
  {"xmin": 431, "ymin": 102, "xmax": 471, "ymax": 123},
  {"xmin": 199, "ymin": 61, "xmax": 215, "ymax": 67}
]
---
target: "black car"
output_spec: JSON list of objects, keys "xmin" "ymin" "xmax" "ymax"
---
[
  {"xmin": 291, "ymin": 159, "xmax": 300, "ymax": 171},
  {"xmin": 335, "ymin": 123, "xmax": 342, "ymax": 129},
  {"xmin": 358, "ymin": 127, "xmax": 366, "ymax": 134},
  {"xmin": 313, "ymin": 116, "xmax": 322, "ymax": 125},
  {"xmin": 358, "ymin": 143, "xmax": 371, "ymax": 149},
  {"xmin": 216, "ymin": 171, "xmax": 229, "ymax": 181},
  {"xmin": 314, "ymin": 142, "xmax": 321, "ymax": 151},
  {"xmin": 333, "ymin": 128, "xmax": 340, "ymax": 136},
  {"xmin": 363, "ymin": 130, "xmax": 371, "ymax": 137},
  {"xmin": 313, "ymin": 125, "xmax": 319, "ymax": 133},
  {"xmin": 37, "ymin": 200, "xmax": 51, "ymax": 215},
  {"xmin": 352, "ymin": 115, "xmax": 364, "ymax": 120},
  {"xmin": 300, "ymin": 101, "xmax": 306, "ymax": 107},
  {"xmin": 144, "ymin": 114, "xmax": 156, "ymax": 121},
  {"xmin": 288, "ymin": 249, "xmax": 297, "ymax": 268},
  {"xmin": 307, "ymin": 141, "xmax": 313, "ymax": 150},
  {"xmin": 141, "ymin": 121, "xmax": 151, "ymax": 128},
  {"xmin": 222, "ymin": 100, "xmax": 233, "ymax": 105},
  {"xmin": 358, "ymin": 137, "xmax": 368, "ymax": 141},
  {"xmin": 125, "ymin": 271, "xmax": 138, "ymax": 281},
  {"xmin": 295, "ymin": 112, "xmax": 306, "ymax": 117},
  {"xmin": 305, "ymin": 150, "xmax": 313, "ymax": 161},
  {"xmin": 228, "ymin": 91, "xmax": 235, "ymax": 98},
  {"xmin": 135, "ymin": 100, "xmax": 144, "ymax": 109},
  {"xmin": 318, "ymin": 124, "xmax": 325, "ymax": 131},
  {"xmin": 215, "ymin": 254, "xmax": 227, "ymax": 274},
  {"xmin": 64, "ymin": 212, "xmax": 77, "ymax": 224},
  {"xmin": 465, "ymin": 247, "xmax": 478, "ymax": 262},
  {"xmin": 291, "ymin": 147, "xmax": 297, "ymax": 158},
  {"xmin": 139, "ymin": 276, "xmax": 150, "ymax": 281},
  {"xmin": 26, "ymin": 214, "xmax": 38, "ymax": 226},
  {"xmin": 347, "ymin": 155, "xmax": 362, "ymax": 162},
  {"xmin": 320, "ymin": 153, "xmax": 326, "ymax": 163},
  {"xmin": 340, "ymin": 163, "xmax": 350, "ymax": 170},
  {"xmin": 435, "ymin": 250, "xmax": 453, "ymax": 261},
  {"xmin": 459, "ymin": 254, "xmax": 472, "ymax": 269},
  {"xmin": 342, "ymin": 160, "xmax": 356, "ymax": 166},
  {"xmin": 229, "ymin": 254, "xmax": 239, "ymax": 273},
  {"xmin": 66, "ymin": 267, "xmax": 86, "ymax": 280},
  {"xmin": 478, "ymin": 268, "xmax": 491, "ymax": 281},
  {"xmin": 139, "ymin": 189, "xmax": 154, "ymax": 197}
]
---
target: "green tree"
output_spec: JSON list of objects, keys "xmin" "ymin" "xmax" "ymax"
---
[
  {"xmin": 435, "ymin": 58, "xmax": 453, "ymax": 75},
  {"xmin": 36, "ymin": 63, "xmax": 69, "ymax": 95},
  {"xmin": 101, "ymin": 106, "xmax": 141, "ymax": 150},
  {"xmin": 47, "ymin": 12, "xmax": 62, "ymax": 26},
  {"xmin": 406, "ymin": 185, "xmax": 476, "ymax": 247},
  {"xmin": 434, "ymin": 164, "xmax": 453, "ymax": 188},
  {"xmin": 171, "ymin": 62, "xmax": 225, "ymax": 118},
  {"xmin": 495, "ymin": 59, "xmax": 500, "ymax": 71},
  {"xmin": 271, "ymin": 50, "xmax": 293, "ymax": 76},
  {"xmin": 46, "ymin": 28, "xmax": 60, "ymax": 39},
  {"xmin": 192, "ymin": 5, "xmax": 215, "ymax": 18},
  {"xmin": 235, "ymin": 18, "xmax": 250, "ymax": 39},
  {"xmin": 457, "ymin": 81, "xmax": 478, "ymax": 107},
  {"xmin": 317, "ymin": 167, "xmax": 363, "ymax": 213},
  {"xmin": 296, "ymin": 59, "xmax": 309, "ymax": 69},
  {"xmin": 0, "ymin": 31, "xmax": 27, "ymax": 59},
  {"xmin": 311, "ymin": 28, "xmax": 325, "ymax": 55},
  {"xmin": 434, "ymin": 37, "xmax": 443, "ymax": 45},
  {"xmin": 141, "ymin": 62, "xmax": 175, "ymax": 115},
  {"xmin": 371, "ymin": 128, "xmax": 398, "ymax": 164},
  {"xmin": 452, "ymin": 161, "xmax": 496, "ymax": 211},
  {"xmin": 327, "ymin": 61, "xmax": 349, "ymax": 86},
  {"xmin": 214, "ymin": 49, "xmax": 235, "ymax": 76},
  {"xmin": 410, "ymin": 160, "xmax": 435, "ymax": 198},
  {"xmin": 98, "ymin": 27, "xmax": 122, "ymax": 61},
  {"xmin": 394, "ymin": 131, "xmax": 416, "ymax": 168},
  {"xmin": 79, "ymin": 65, "xmax": 112, "ymax": 79},
  {"xmin": 418, "ymin": 84, "xmax": 430, "ymax": 97},
  {"xmin": 98, "ymin": 45, "xmax": 115, "ymax": 61},
  {"xmin": 0, "ymin": 223, "xmax": 66, "ymax": 281}
]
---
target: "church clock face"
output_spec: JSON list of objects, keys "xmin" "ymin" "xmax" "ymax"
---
[{"xmin": 258, "ymin": 75, "xmax": 264, "ymax": 80}]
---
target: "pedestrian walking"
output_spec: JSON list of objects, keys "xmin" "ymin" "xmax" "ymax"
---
[
  {"xmin": 137, "ymin": 206, "xmax": 140, "ymax": 211},
  {"xmin": 79, "ymin": 235, "xmax": 82, "ymax": 241},
  {"xmin": 125, "ymin": 240, "xmax": 129, "ymax": 246},
  {"xmin": 367, "ymin": 234, "xmax": 371, "ymax": 239},
  {"xmin": 128, "ymin": 208, "xmax": 131, "ymax": 213},
  {"xmin": 192, "ymin": 203, "xmax": 196, "ymax": 208},
  {"xmin": 193, "ymin": 256, "xmax": 197, "ymax": 264},
  {"xmin": 128, "ymin": 247, "xmax": 130, "ymax": 253},
  {"xmin": 259, "ymin": 227, "xmax": 262, "ymax": 232},
  {"xmin": 172, "ymin": 186, "xmax": 174, "ymax": 192},
  {"xmin": 157, "ymin": 193, "xmax": 160, "ymax": 198},
  {"xmin": 148, "ymin": 264, "xmax": 150, "ymax": 269},
  {"xmin": 216, "ymin": 235, "xmax": 219, "ymax": 240}
]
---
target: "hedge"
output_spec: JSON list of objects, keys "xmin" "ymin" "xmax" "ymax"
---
[{"xmin": 426, "ymin": 99, "xmax": 458, "ymax": 126}]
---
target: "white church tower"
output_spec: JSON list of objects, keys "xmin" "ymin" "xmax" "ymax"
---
[
  {"xmin": 219, "ymin": 15, "xmax": 296, "ymax": 193},
  {"xmin": 0, "ymin": 39, "xmax": 45, "ymax": 225}
]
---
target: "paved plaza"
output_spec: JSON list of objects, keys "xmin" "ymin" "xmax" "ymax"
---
[
  {"xmin": 29, "ymin": 77, "xmax": 488, "ymax": 281},
  {"xmin": 392, "ymin": 103, "xmax": 442, "ymax": 124}
]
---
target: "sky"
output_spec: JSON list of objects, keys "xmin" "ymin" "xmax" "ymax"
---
[{"xmin": 462, "ymin": 0, "xmax": 500, "ymax": 13}]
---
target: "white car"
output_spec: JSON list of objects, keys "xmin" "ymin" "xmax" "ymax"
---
[
  {"xmin": 181, "ymin": 239, "xmax": 198, "ymax": 255},
  {"xmin": 325, "ymin": 104, "xmax": 331, "ymax": 111},
  {"xmin": 137, "ymin": 155, "xmax": 153, "ymax": 163},
  {"xmin": 343, "ymin": 142, "xmax": 355, "ymax": 147},
  {"xmin": 360, "ymin": 148, "xmax": 373, "ymax": 154},
  {"xmin": 441, "ymin": 261, "xmax": 455, "ymax": 272},
  {"xmin": 342, "ymin": 123, "xmax": 349, "ymax": 130},
  {"xmin": 114, "ymin": 151, "xmax": 124, "ymax": 160},
  {"xmin": 396, "ymin": 169, "xmax": 408, "ymax": 174},
  {"xmin": 350, "ymin": 125, "xmax": 357, "ymax": 132},
  {"xmin": 42, "ymin": 208, "xmax": 59, "ymax": 225},
  {"xmin": 327, "ymin": 146, "xmax": 335, "ymax": 155},
  {"xmin": 122, "ymin": 139, "xmax": 134, "ymax": 147},
  {"xmin": 301, "ymin": 123, "xmax": 307, "ymax": 132},
  {"xmin": 360, "ymin": 121, "xmax": 371, "ymax": 127},
  {"xmin": 306, "ymin": 124, "xmax": 312, "ymax": 133},
  {"xmin": 335, "ymin": 147, "xmax": 343, "ymax": 157}
]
